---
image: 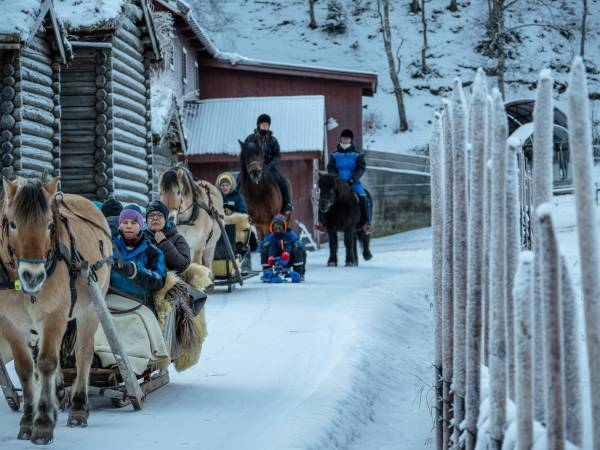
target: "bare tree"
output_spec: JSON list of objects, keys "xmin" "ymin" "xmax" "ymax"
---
[
  {"xmin": 449, "ymin": 0, "xmax": 458, "ymax": 12},
  {"xmin": 376, "ymin": 0, "xmax": 409, "ymax": 131},
  {"xmin": 580, "ymin": 0, "xmax": 588, "ymax": 57},
  {"xmin": 421, "ymin": 0, "xmax": 429, "ymax": 74},
  {"xmin": 487, "ymin": 0, "xmax": 507, "ymax": 96},
  {"xmin": 410, "ymin": 0, "xmax": 421, "ymax": 14},
  {"xmin": 308, "ymin": 0, "xmax": 318, "ymax": 29}
]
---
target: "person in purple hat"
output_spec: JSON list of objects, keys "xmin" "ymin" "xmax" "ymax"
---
[{"xmin": 110, "ymin": 204, "xmax": 166, "ymax": 304}]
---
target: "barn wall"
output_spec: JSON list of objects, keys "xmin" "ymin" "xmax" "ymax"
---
[
  {"xmin": 111, "ymin": 12, "xmax": 151, "ymax": 205},
  {"xmin": 1, "ymin": 31, "xmax": 58, "ymax": 179},
  {"xmin": 188, "ymin": 155, "xmax": 317, "ymax": 236},
  {"xmin": 198, "ymin": 66, "xmax": 364, "ymax": 150}
]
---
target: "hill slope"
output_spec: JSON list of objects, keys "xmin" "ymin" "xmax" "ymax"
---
[{"xmin": 191, "ymin": 0, "xmax": 600, "ymax": 154}]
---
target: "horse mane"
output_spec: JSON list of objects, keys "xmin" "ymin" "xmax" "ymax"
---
[
  {"xmin": 12, "ymin": 179, "xmax": 50, "ymax": 224},
  {"xmin": 319, "ymin": 173, "xmax": 352, "ymax": 200}
]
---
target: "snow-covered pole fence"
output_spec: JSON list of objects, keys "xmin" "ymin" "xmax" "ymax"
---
[
  {"xmin": 441, "ymin": 100, "xmax": 455, "ymax": 449},
  {"xmin": 488, "ymin": 88, "xmax": 508, "ymax": 450},
  {"xmin": 506, "ymin": 139, "xmax": 521, "ymax": 401},
  {"xmin": 464, "ymin": 68, "xmax": 487, "ymax": 450},
  {"xmin": 568, "ymin": 56, "xmax": 600, "ymax": 450},
  {"xmin": 531, "ymin": 69, "xmax": 554, "ymax": 423},
  {"xmin": 482, "ymin": 96, "xmax": 493, "ymax": 368},
  {"xmin": 429, "ymin": 112, "xmax": 445, "ymax": 450},
  {"xmin": 537, "ymin": 206, "xmax": 566, "ymax": 450},
  {"xmin": 560, "ymin": 254, "xmax": 583, "ymax": 447},
  {"xmin": 452, "ymin": 78, "xmax": 469, "ymax": 448},
  {"xmin": 513, "ymin": 251, "xmax": 534, "ymax": 450}
]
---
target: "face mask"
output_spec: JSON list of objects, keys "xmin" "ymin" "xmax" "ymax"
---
[
  {"xmin": 340, "ymin": 143, "xmax": 351, "ymax": 149},
  {"xmin": 259, "ymin": 129, "xmax": 269, "ymax": 136}
]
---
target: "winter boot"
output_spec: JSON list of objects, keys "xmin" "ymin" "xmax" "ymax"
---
[
  {"xmin": 358, "ymin": 196, "xmax": 372, "ymax": 234},
  {"xmin": 278, "ymin": 174, "xmax": 293, "ymax": 214}
]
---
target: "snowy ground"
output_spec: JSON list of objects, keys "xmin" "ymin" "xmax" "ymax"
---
[{"xmin": 0, "ymin": 229, "xmax": 435, "ymax": 450}]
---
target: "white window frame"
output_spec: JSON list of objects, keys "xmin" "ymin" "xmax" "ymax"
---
[
  {"xmin": 194, "ymin": 61, "xmax": 199, "ymax": 91},
  {"xmin": 182, "ymin": 47, "xmax": 188, "ymax": 85}
]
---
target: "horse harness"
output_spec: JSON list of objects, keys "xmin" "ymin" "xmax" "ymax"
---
[
  {"xmin": 176, "ymin": 182, "xmax": 221, "ymax": 246},
  {"xmin": 0, "ymin": 193, "xmax": 113, "ymax": 318}
]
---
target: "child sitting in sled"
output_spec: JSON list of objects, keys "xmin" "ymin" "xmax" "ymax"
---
[{"xmin": 260, "ymin": 214, "xmax": 306, "ymax": 282}]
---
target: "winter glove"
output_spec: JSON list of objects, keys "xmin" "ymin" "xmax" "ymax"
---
[
  {"xmin": 114, "ymin": 260, "xmax": 137, "ymax": 279},
  {"xmin": 281, "ymin": 251, "xmax": 290, "ymax": 262},
  {"xmin": 267, "ymin": 256, "xmax": 275, "ymax": 267}
]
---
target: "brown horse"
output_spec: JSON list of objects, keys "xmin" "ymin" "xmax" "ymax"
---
[
  {"xmin": 0, "ymin": 177, "xmax": 112, "ymax": 445},
  {"xmin": 159, "ymin": 166, "xmax": 223, "ymax": 268},
  {"xmin": 238, "ymin": 139, "xmax": 291, "ymax": 237}
]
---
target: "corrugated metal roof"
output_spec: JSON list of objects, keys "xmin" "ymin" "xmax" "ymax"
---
[{"xmin": 183, "ymin": 95, "xmax": 326, "ymax": 156}]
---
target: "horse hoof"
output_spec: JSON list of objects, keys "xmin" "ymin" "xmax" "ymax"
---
[
  {"xmin": 30, "ymin": 429, "xmax": 54, "ymax": 445},
  {"xmin": 67, "ymin": 413, "xmax": 88, "ymax": 428},
  {"xmin": 363, "ymin": 250, "xmax": 373, "ymax": 261},
  {"xmin": 345, "ymin": 261, "xmax": 358, "ymax": 267},
  {"xmin": 327, "ymin": 261, "xmax": 337, "ymax": 267},
  {"xmin": 17, "ymin": 426, "xmax": 32, "ymax": 440}
]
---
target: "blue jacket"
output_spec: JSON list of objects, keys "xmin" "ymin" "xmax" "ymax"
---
[
  {"xmin": 111, "ymin": 234, "xmax": 166, "ymax": 300},
  {"xmin": 260, "ymin": 231, "xmax": 304, "ymax": 258},
  {"xmin": 222, "ymin": 188, "xmax": 248, "ymax": 214},
  {"xmin": 327, "ymin": 144, "xmax": 366, "ymax": 183}
]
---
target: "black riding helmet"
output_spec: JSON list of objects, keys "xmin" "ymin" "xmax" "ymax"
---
[{"xmin": 257, "ymin": 113, "xmax": 271, "ymax": 128}]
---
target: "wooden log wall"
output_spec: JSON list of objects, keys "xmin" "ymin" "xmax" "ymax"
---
[
  {"xmin": 0, "ymin": 31, "xmax": 58, "ymax": 179},
  {"xmin": 111, "ymin": 10, "xmax": 151, "ymax": 205},
  {"xmin": 60, "ymin": 49, "xmax": 99, "ymax": 198}
]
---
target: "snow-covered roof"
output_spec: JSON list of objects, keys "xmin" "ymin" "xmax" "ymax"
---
[
  {"xmin": 183, "ymin": 95, "xmax": 326, "ymax": 156},
  {"xmin": 54, "ymin": 0, "xmax": 130, "ymax": 31},
  {"xmin": 151, "ymin": 77, "xmax": 187, "ymax": 152},
  {"xmin": 0, "ymin": 0, "xmax": 42, "ymax": 41},
  {"xmin": 154, "ymin": 0, "xmax": 245, "ymax": 64}
]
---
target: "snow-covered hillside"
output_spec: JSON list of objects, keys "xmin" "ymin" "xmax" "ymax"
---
[{"xmin": 191, "ymin": 0, "xmax": 600, "ymax": 154}]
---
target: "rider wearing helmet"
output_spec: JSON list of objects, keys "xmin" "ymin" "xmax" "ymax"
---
[
  {"xmin": 244, "ymin": 113, "xmax": 292, "ymax": 215},
  {"xmin": 327, "ymin": 129, "xmax": 372, "ymax": 233}
]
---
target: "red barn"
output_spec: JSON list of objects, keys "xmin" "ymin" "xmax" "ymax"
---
[
  {"xmin": 197, "ymin": 57, "xmax": 377, "ymax": 149},
  {"xmin": 183, "ymin": 95, "xmax": 325, "ymax": 239}
]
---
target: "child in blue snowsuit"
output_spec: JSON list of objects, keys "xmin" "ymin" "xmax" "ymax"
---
[
  {"xmin": 260, "ymin": 214, "xmax": 306, "ymax": 280},
  {"xmin": 327, "ymin": 128, "xmax": 372, "ymax": 232}
]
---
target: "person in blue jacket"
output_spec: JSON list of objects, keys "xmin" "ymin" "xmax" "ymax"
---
[
  {"xmin": 327, "ymin": 128, "xmax": 372, "ymax": 233},
  {"xmin": 260, "ymin": 214, "xmax": 306, "ymax": 281},
  {"xmin": 111, "ymin": 205, "xmax": 166, "ymax": 306},
  {"xmin": 217, "ymin": 172, "xmax": 248, "ymax": 215}
]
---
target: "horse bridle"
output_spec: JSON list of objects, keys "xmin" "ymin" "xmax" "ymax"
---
[{"xmin": 0, "ymin": 192, "xmax": 112, "ymax": 314}]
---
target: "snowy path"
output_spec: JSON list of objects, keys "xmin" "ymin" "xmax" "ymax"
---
[{"xmin": 0, "ymin": 230, "xmax": 434, "ymax": 450}]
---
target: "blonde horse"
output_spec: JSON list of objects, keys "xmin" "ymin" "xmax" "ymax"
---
[
  {"xmin": 159, "ymin": 167, "xmax": 223, "ymax": 268},
  {"xmin": 0, "ymin": 177, "xmax": 112, "ymax": 445}
]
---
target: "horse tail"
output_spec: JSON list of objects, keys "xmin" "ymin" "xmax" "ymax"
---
[{"xmin": 60, "ymin": 319, "xmax": 77, "ymax": 368}]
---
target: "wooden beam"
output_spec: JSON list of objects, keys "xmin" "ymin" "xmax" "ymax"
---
[
  {"xmin": 0, "ymin": 43, "xmax": 20, "ymax": 50},
  {"xmin": 71, "ymin": 41, "xmax": 112, "ymax": 49}
]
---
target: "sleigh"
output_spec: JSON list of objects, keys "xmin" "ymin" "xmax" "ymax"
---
[
  {"xmin": 0, "ymin": 264, "xmax": 207, "ymax": 411},
  {"xmin": 212, "ymin": 214, "xmax": 260, "ymax": 292}
]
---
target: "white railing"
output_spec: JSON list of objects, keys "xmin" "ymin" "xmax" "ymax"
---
[{"xmin": 431, "ymin": 58, "xmax": 597, "ymax": 450}]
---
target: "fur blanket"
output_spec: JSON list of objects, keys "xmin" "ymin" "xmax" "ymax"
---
[
  {"xmin": 154, "ymin": 270, "xmax": 208, "ymax": 372},
  {"xmin": 224, "ymin": 212, "xmax": 251, "ymax": 244}
]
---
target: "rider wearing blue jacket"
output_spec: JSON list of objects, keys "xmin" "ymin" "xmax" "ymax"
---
[
  {"xmin": 111, "ymin": 205, "xmax": 166, "ymax": 305},
  {"xmin": 260, "ymin": 214, "xmax": 306, "ymax": 280},
  {"xmin": 327, "ymin": 129, "xmax": 372, "ymax": 232}
]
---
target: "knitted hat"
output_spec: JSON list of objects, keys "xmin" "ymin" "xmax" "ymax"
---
[
  {"xmin": 216, "ymin": 172, "xmax": 236, "ymax": 190},
  {"xmin": 257, "ymin": 113, "xmax": 271, "ymax": 127},
  {"xmin": 340, "ymin": 129, "xmax": 354, "ymax": 140},
  {"xmin": 146, "ymin": 200, "xmax": 169, "ymax": 221},
  {"xmin": 101, "ymin": 198, "xmax": 123, "ymax": 218},
  {"xmin": 119, "ymin": 204, "xmax": 144, "ymax": 228},
  {"xmin": 269, "ymin": 213, "xmax": 287, "ymax": 233}
]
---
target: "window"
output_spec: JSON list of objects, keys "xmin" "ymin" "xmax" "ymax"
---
[
  {"xmin": 182, "ymin": 47, "xmax": 188, "ymax": 85},
  {"xmin": 194, "ymin": 61, "xmax": 199, "ymax": 92},
  {"xmin": 169, "ymin": 46, "xmax": 174, "ymax": 72}
]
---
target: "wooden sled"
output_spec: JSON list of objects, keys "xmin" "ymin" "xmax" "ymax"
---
[
  {"xmin": 212, "ymin": 222, "xmax": 259, "ymax": 292},
  {"xmin": 0, "ymin": 263, "xmax": 164, "ymax": 412}
]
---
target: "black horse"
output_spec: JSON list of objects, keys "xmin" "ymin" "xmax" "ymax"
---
[{"xmin": 318, "ymin": 173, "xmax": 372, "ymax": 266}]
